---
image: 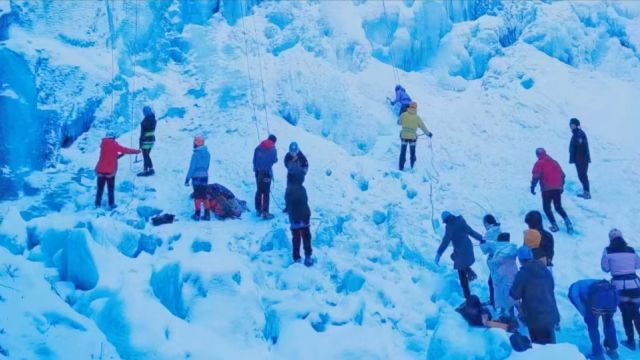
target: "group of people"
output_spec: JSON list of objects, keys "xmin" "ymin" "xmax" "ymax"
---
[{"xmin": 94, "ymin": 106, "xmax": 314, "ymax": 266}]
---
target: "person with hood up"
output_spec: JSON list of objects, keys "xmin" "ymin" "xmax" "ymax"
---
[
  {"xmin": 510, "ymin": 245, "xmax": 560, "ymax": 345},
  {"xmin": 524, "ymin": 210, "xmax": 555, "ymax": 270},
  {"xmin": 284, "ymin": 141, "xmax": 308, "ymax": 187},
  {"xmin": 285, "ymin": 182, "xmax": 313, "ymax": 267},
  {"xmin": 530, "ymin": 148, "xmax": 573, "ymax": 233},
  {"xmin": 95, "ymin": 132, "xmax": 140, "ymax": 209},
  {"xmin": 480, "ymin": 214, "xmax": 502, "ymax": 307},
  {"xmin": 398, "ymin": 102, "xmax": 432, "ymax": 171},
  {"xmin": 138, "ymin": 105, "xmax": 157, "ymax": 177},
  {"xmin": 569, "ymin": 118, "xmax": 591, "ymax": 199},
  {"xmin": 568, "ymin": 279, "xmax": 619, "ymax": 360},
  {"xmin": 601, "ymin": 228, "xmax": 640, "ymax": 350},
  {"xmin": 388, "ymin": 84, "xmax": 413, "ymax": 115},
  {"xmin": 253, "ymin": 134, "xmax": 278, "ymax": 219},
  {"xmin": 481, "ymin": 217, "xmax": 517, "ymax": 317},
  {"xmin": 435, "ymin": 211, "xmax": 484, "ymax": 300},
  {"xmin": 184, "ymin": 135, "xmax": 211, "ymax": 221}
]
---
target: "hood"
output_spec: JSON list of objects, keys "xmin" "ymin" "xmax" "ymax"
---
[
  {"xmin": 260, "ymin": 140, "xmax": 274, "ymax": 149},
  {"xmin": 194, "ymin": 145, "xmax": 208, "ymax": 153}
]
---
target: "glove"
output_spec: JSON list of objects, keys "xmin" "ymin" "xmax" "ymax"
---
[
  {"xmin": 428, "ymin": 132, "xmax": 433, "ymax": 138},
  {"xmin": 386, "ymin": 97, "xmax": 392, "ymax": 105},
  {"xmin": 530, "ymin": 186, "xmax": 536, "ymax": 195},
  {"xmin": 434, "ymin": 253, "xmax": 441, "ymax": 265}
]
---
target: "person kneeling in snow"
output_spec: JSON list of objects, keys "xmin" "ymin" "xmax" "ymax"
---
[
  {"xmin": 510, "ymin": 246, "xmax": 560, "ymax": 345},
  {"xmin": 185, "ymin": 135, "xmax": 211, "ymax": 221},
  {"xmin": 435, "ymin": 211, "xmax": 484, "ymax": 301},
  {"xmin": 205, "ymin": 183, "xmax": 248, "ymax": 220},
  {"xmin": 95, "ymin": 132, "xmax": 141, "ymax": 209},
  {"xmin": 285, "ymin": 183, "xmax": 312, "ymax": 267},
  {"xmin": 569, "ymin": 279, "xmax": 619, "ymax": 360}
]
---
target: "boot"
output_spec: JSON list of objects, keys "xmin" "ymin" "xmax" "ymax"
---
[
  {"xmin": 304, "ymin": 256, "xmax": 313, "ymax": 267},
  {"xmin": 605, "ymin": 348, "xmax": 619, "ymax": 360},
  {"xmin": 261, "ymin": 212, "xmax": 274, "ymax": 220},
  {"xmin": 202, "ymin": 210, "xmax": 211, "ymax": 221},
  {"xmin": 621, "ymin": 339, "xmax": 636, "ymax": 350},
  {"xmin": 192, "ymin": 210, "xmax": 201, "ymax": 221},
  {"xmin": 577, "ymin": 191, "xmax": 591, "ymax": 199},
  {"xmin": 564, "ymin": 218, "xmax": 574, "ymax": 233},
  {"xmin": 549, "ymin": 223, "xmax": 560, "ymax": 233}
]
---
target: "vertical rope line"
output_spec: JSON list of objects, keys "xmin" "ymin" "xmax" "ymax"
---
[{"xmin": 239, "ymin": 0, "xmax": 261, "ymax": 142}]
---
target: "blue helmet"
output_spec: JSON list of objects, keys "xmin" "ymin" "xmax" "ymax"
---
[
  {"xmin": 517, "ymin": 246, "xmax": 534, "ymax": 262},
  {"xmin": 395, "ymin": 85, "xmax": 403, "ymax": 91},
  {"xmin": 143, "ymin": 105, "xmax": 153, "ymax": 117},
  {"xmin": 441, "ymin": 211, "xmax": 453, "ymax": 222},
  {"xmin": 289, "ymin": 142, "xmax": 299, "ymax": 153}
]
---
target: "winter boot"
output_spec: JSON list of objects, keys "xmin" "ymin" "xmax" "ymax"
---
[
  {"xmin": 202, "ymin": 210, "xmax": 211, "ymax": 221},
  {"xmin": 578, "ymin": 191, "xmax": 591, "ymax": 199},
  {"xmin": 304, "ymin": 256, "xmax": 313, "ymax": 267},
  {"xmin": 137, "ymin": 171, "xmax": 148, "ymax": 177},
  {"xmin": 261, "ymin": 212, "xmax": 274, "ymax": 220},
  {"xmin": 549, "ymin": 223, "xmax": 560, "ymax": 233},
  {"xmin": 147, "ymin": 169, "xmax": 155, "ymax": 176},
  {"xmin": 564, "ymin": 218, "xmax": 574, "ymax": 233},
  {"xmin": 192, "ymin": 210, "xmax": 201, "ymax": 221},
  {"xmin": 293, "ymin": 257, "xmax": 301, "ymax": 264},
  {"xmin": 605, "ymin": 348, "xmax": 619, "ymax": 360},
  {"xmin": 621, "ymin": 339, "xmax": 636, "ymax": 350}
]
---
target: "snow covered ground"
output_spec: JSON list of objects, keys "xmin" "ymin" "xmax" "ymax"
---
[{"xmin": 1, "ymin": 0, "xmax": 640, "ymax": 359}]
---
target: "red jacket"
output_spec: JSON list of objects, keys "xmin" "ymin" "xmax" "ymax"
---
[
  {"xmin": 532, "ymin": 154, "xmax": 565, "ymax": 191},
  {"xmin": 96, "ymin": 138, "xmax": 140, "ymax": 175}
]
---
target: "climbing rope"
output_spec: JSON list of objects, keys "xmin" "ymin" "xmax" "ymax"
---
[
  {"xmin": 239, "ymin": 1, "xmax": 262, "ymax": 142},
  {"xmin": 250, "ymin": 10, "xmax": 271, "ymax": 135},
  {"xmin": 381, "ymin": 0, "xmax": 401, "ymax": 85},
  {"xmin": 129, "ymin": 0, "xmax": 140, "ymax": 175}
]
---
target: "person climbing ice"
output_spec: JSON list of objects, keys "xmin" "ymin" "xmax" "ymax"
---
[
  {"xmin": 137, "ymin": 105, "xmax": 157, "ymax": 177},
  {"xmin": 253, "ymin": 134, "xmax": 278, "ymax": 220},
  {"xmin": 387, "ymin": 84, "xmax": 413, "ymax": 116},
  {"xmin": 530, "ymin": 148, "xmax": 573, "ymax": 233},
  {"xmin": 435, "ymin": 211, "xmax": 484, "ymax": 301},
  {"xmin": 185, "ymin": 135, "xmax": 211, "ymax": 221},
  {"xmin": 285, "ymin": 182, "xmax": 313, "ymax": 267},
  {"xmin": 95, "ymin": 132, "xmax": 141, "ymax": 210},
  {"xmin": 398, "ymin": 102, "xmax": 432, "ymax": 171},
  {"xmin": 569, "ymin": 118, "xmax": 591, "ymax": 199},
  {"xmin": 601, "ymin": 228, "xmax": 640, "ymax": 351}
]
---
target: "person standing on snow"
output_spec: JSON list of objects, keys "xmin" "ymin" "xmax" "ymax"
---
[
  {"xmin": 480, "ymin": 214, "xmax": 502, "ymax": 307},
  {"xmin": 387, "ymin": 84, "xmax": 412, "ymax": 116},
  {"xmin": 184, "ymin": 135, "xmax": 211, "ymax": 221},
  {"xmin": 530, "ymin": 148, "xmax": 573, "ymax": 233},
  {"xmin": 568, "ymin": 279, "xmax": 620, "ymax": 360},
  {"xmin": 284, "ymin": 142, "xmax": 308, "ymax": 187},
  {"xmin": 138, "ymin": 105, "xmax": 157, "ymax": 177},
  {"xmin": 569, "ymin": 118, "xmax": 591, "ymax": 199},
  {"xmin": 524, "ymin": 210, "xmax": 555, "ymax": 271},
  {"xmin": 398, "ymin": 102, "xmax": 432, "ymax": 171},
  {"xmin": 435, "ymin": 211, "xmax": 485, "ymax": 301},
  {"xmin": 510, "ymin": 245, "xmax": 560, "ymax": 345},
  {"xmin": 253, "ymin": 134, "xmax": 278, "ymax": 219},
  {"xmin": 481, "ymin": 231, "xmax": 517, "ymax": 317},
  {"xmin": 285, "ymin": 182, "xmax": 313, "ymax": 267},
  {"xmin": 601, "ymin": 229, "xmax": 640, "ymax": 350},
  {"xmin": 95, "ymin": 133, "xmax": 141, "ymax": 209}
]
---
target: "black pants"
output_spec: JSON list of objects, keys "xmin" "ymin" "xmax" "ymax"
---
[
  {"xmin": 292, "ymin": 227, "xmax": 312, "ymax": 261},
  {"xmin": 620, "ymin": 301, "xmax": 640, "ymax": 341},
  {"xmin": 458, "ymin": 268, "xmax": 472, "ymax": 300},
  {"xmin": 542, "ymin": 189, "xmax": 568, "ymax": 225},
  {"xmin": 96, "ymin": 175, "xmax": 115, "ymax": 207},
  {"xmin": 528, "ymin": 327, "xmax": 556, "ymax": 345},
  {"xmin": 488, "ymin": 276, "xmax": 495, "ymax": 307},
  {"xmin": 399, "ymin": 139, "xmax": 417, "ymax": 171},
  {"xmin": 255, "ymin": 173, "xmax": 272, "ymax": 214},
  {"xmin": 575, "ymin": 161, "xmax": 590, "ymax": 193},
  {"xmin": 142, "ymin": 148, "xmax": 153, "ymax": 172}
]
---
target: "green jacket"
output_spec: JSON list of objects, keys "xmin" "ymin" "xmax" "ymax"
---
[{"xmin": 399, "ymin": 108, "xmax": 430, "ymax": 140}]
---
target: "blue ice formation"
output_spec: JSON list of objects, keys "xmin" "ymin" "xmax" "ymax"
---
[
  {"xmin": 53, "ymin": 229, "xmax": 99, "ymax": 291},
  {"xmin": 337, "ymin": 270, "xmax": 366, "ymax": 294},
  {"xmin": 150, "ymin": 262, "xmax": 187, "ymax": 319},
  {"xmin": 192, "ymin": 239, "xmax": 212, "ymax": 253}
]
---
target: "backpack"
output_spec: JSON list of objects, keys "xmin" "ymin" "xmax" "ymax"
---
[
  {"xmin": 587, "ymin": 280, "xmax": 618, "ymax": 315},
  {"xmin": 151, "ymin": 213, "xmax": 175, "ymax": 226}
]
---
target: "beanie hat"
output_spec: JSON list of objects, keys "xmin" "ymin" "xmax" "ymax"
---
[
  {"xmin": 535, "ymin": 148, "xmax": 546, "ymax": 157},
  {"xmin": 268, "ymin": 134, "xmax": 277, "ymax": 144},
  {"xmin": 410, "ymin": 101, "xmax": 417, "ymax": 109},
  {"xmin": 441, "ymin": 211, "xmax": 453, "ymax": 222},
  {"xmin": 395, "ymin": 85, "xmax": 402, "ymax": 91},
  {"xmin": 524, "ymin": 211, "xmax": 543, "ymax": 229},
  {"xmin": 609, "ymin": 228, "xmax": 623, "ymax": 241},
  {"xmin": 518, "ymin": 246, "xmax": 534, "ymax": 262},
  {"xmin": 194, "ymin": 135, "xmax": 205, "ymax": 147},
  {"xmin": 289, "ymin": 142, "xmax": 299, "ymax": 153},
  {"xmin": 483, "ymin": 214, "xmax": 498, "ymax": 226},
  {"xmin": 143, "ymin": 105, "xmax": 153, "ymax": 117},
  {"xmin": 524, "ymin": 229, "xmax": 542, "ymax": 249},
  {"xmin": 570, "ymin": 118, "xmax": 580, "ymax": 127}
]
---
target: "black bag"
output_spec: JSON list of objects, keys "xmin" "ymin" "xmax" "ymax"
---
[
  {"xmin": 152, "ymin": 213, "xmax": 175, "ymax": 226},
  {"xmin": 510, "ymin": 332, "xmax": 532, "ymax": 352}
]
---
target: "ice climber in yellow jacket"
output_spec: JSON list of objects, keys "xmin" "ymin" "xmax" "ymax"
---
[{"xmin": 398, "ymin": 102, "xmax": 432, "ymax": 171}]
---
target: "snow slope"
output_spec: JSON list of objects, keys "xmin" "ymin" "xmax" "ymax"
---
[{"xmin": 1, "ymin": 0, "xmax": 640, "ymax": 359}]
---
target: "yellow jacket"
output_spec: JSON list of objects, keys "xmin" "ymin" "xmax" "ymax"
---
[{"xmin": 399, "ymin": 108, "xmax": 430, "ymax": 140}]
